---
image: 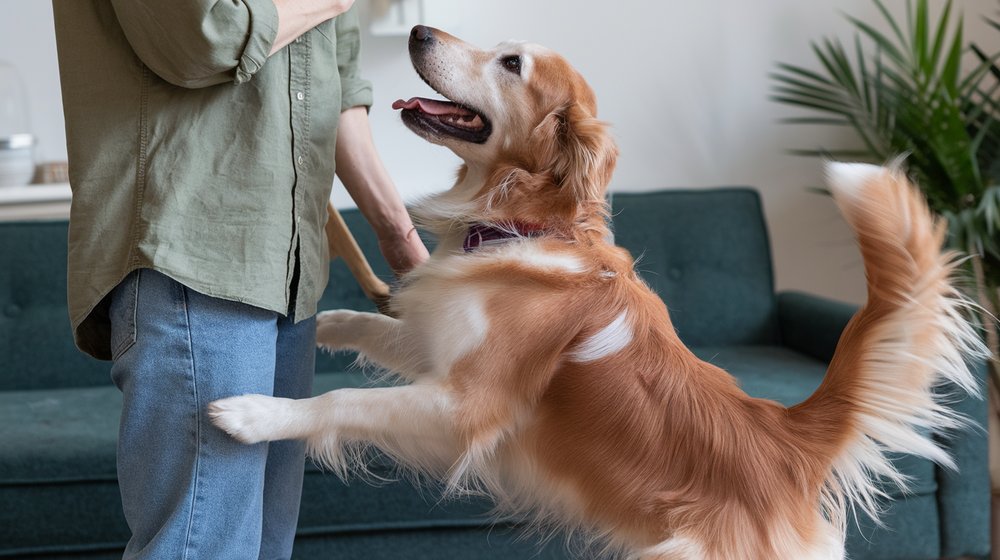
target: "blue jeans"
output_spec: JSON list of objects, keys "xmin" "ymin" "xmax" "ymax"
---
[{"xmin": 109, "ymin": 269, "xmax": 316, "ymax": 560}]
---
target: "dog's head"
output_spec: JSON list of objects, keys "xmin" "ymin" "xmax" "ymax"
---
[{"xmin": 395, "ymin": 26, "xmax": 617, "ymax": 230}]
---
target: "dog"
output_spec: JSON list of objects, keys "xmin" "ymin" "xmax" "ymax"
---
[{"xmin": 209, "ymin": 26, "xmax": 984, "ymax": 559}]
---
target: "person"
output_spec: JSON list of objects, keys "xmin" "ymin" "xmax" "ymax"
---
[{"xmin": 51, "ymin": 1, "xmax": 428, "ymax": 558}]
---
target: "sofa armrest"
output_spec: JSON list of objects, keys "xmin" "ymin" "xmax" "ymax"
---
[
  {"xmin": 936, "ymin": 358, "xmax": 990, "ymax": 558},
  {"xmin": 776, "ymin": 291, "xmax": 858, "ymax": 363}
]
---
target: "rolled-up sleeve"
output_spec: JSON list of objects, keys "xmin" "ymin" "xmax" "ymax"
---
[
  {"xmin": 334, "ymin": 6, "xmax": 373, "ymax": 111},
  {"xmin": 109, "ymin": 0, "xmax": 278, "ymax": 88}
]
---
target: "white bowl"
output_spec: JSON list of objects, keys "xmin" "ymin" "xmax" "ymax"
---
[{"xmin": 0, "ymin": 134, "xmax": 35, "ymax": 187}]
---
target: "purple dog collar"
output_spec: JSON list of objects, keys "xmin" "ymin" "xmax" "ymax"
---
[{"xmin": 463, "ymin": 222, "xmax": 546, "ymax": 252}]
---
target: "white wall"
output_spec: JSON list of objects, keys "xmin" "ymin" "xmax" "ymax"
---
[
  {"xmin": 0, "ymin": 1, "xmax": 63, "ymax": 163},
  {"xmin": 2, "ymin": 0, "xmax": 996, "ymax": 304}
]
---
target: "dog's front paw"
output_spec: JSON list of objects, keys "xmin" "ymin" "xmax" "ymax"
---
[
  {"xmin": 316, "ymin": 309, "xmax": 364, "ymax": 351},
  {"xmin": 208, "ymin": 394, "xmax": 289, "ymax": 444}
]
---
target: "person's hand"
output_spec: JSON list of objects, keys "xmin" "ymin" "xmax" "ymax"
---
[{"xmin": 378, "ymin": 224, "xmax": 429, "ymax": 276}]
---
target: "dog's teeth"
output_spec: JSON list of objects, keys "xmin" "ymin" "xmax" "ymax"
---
[{"xmin": 438, "ymin": 113, "xmax": 484, "ymax": 131}]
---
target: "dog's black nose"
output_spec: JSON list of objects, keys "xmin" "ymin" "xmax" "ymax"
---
[
  {"xmin": 411, "ymin": 25, "xmax": 432, "ymax": 42},
  {"xmin": 410, "ymin": 25, "xmax": 433, "ymax": 49}
]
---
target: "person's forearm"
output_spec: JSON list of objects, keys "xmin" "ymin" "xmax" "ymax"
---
[
  {"xmin": 336, "ymin": 106, "xmax": 428, "ymax": 274},
  {"xmin": 270, "ymin": 0, "xmax": 355, "ymax": 55},
  {"xmin": 335, "ymin": 106, "xmax": 415, "ymax": 241}
]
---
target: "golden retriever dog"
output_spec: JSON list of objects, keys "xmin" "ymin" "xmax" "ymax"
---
[{"xmin": 210, "ymin": 26, "xmax": 984, "ymax": 559}]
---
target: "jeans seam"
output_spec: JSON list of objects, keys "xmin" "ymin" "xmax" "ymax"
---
[
  {"xmin": 111, "ymin": 270, "xmax": 142, "ymax": 361},
  {"xmin": 180, "ymin": 284, "xmax": 201, "ymax": 560}
]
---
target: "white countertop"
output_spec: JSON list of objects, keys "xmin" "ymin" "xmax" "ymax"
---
[
  {"xmin": 0, "ymin": 183, "xmax": 72, "ymax": 221},
  {"xmin": 0, "ymin": 183, "xmax": 72, "ymax": 204}
]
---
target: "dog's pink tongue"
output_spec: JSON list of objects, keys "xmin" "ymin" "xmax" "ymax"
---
[{"xmin": 392, "ymin": 97, "xmax": 472, "ymax": 116}]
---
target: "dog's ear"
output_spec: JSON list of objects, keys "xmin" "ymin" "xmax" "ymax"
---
[{"xmin": 532, "ymin": 103, "xmax": 618, "ymax": 204}]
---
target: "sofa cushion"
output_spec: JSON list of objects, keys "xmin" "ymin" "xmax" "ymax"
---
[
  {"xmin": 693, "ymin": 344, "xmax": 827, "ymax": 407},
  {"xmin": 0, "ymin": 385, "xmax": 119, "ymax": 485},
  {"xmin": 0, "ymin": 384, "xmax": 125, "ymax": 554},
  {"xmin": 613, "ymin": 189, "xmax": 780, "ymax": 347}
]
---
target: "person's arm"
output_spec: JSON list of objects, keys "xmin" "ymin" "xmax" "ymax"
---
[
  {"xmin": 335, "ymin": 106, "xmax": 429, "ymax": 275},
  {"xmin": 107, "ymin": 0, "xmax": 354, "ymax": 88}
]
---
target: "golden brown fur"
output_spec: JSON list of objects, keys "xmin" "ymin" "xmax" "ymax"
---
[{"xmin": 210, "ymin": 28, "xmax": 984, "ymax": 559}]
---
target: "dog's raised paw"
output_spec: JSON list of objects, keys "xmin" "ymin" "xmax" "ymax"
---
[
  {"xmin": 316, "ymin": 309, "xmax": 363, "ymax": 351},
  {"xmin": 208, "ymin": 394, "xmax": 287, "ymax": 444}
]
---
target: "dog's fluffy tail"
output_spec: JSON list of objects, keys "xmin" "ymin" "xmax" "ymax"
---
[{"xmin": 788, "ymin": 162, "xmax": 986, "ymax": 535}]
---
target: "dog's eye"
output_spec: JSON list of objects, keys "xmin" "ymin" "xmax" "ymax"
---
[{"xmin": 501, "ymin": 55, "xmax": 522, "ymax": 76}]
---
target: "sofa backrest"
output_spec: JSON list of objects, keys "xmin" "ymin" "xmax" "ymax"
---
[
  {"xmin": 0, "ymin": 214, "xmax": 388, "ymax": 390},
  {"xmin": 0, "ymin": 220, "xmax": 111, "ymax": 390},
  {"xmin": 611, "ymin": 188, "xmax": 779, "ymax": 347},
  {"xmin": 0, "ymin": 188, "xmax": 778, "ymax": 390}
]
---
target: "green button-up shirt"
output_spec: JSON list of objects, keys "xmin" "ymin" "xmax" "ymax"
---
[{"xmin": 53, "ymin": 1, "xmax": 372, "ymax": 359}]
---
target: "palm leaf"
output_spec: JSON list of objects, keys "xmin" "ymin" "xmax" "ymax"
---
[
  {"xmin": 929, "ymin": 0, "xmax": 955, "ymax": 79},
  {"xmin": 773, "ymin": 0, "xmax": 1000, "ymax": 363},
  {"xmin": 872, "ymin": 0, "xmax": 910, "ymax": 48},
  {"xmin": 937, "ymin": 11, "xmax": 962, "ymax": 95},
  {"xmin": 913, "ymin": 0, "xmax": 929, "ymax": 73},
  {"xmin": 774, "ymin": 0, "xmax": 997, "ymax": 201}
]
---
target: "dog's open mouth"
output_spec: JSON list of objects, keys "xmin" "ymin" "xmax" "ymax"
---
[{"xmin": 392, "ymin": 97, "xmax": 492, "ymax": 144}]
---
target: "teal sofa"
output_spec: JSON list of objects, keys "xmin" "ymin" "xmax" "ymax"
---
[{"xmin": 0, "ymin": 188, "xmax": 988, "ymax": 559}]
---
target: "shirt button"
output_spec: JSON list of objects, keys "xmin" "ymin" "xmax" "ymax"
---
[
  {"xmin": 296, "ymin": 215, "xmax": 302, "ymax": 224},
  {"xmin": 296, "ymin": 91, "xmax": 305, "ymax": 101},
  {"xmin": 294, "ymin": 36, "xmax": 302, "ymax": 44},
  {"xmin": 296, "ymin": 155, "xmax": 305, "ymax": 166}
]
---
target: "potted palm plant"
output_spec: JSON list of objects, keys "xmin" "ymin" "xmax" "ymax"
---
[{"xmin": 771, "ymin": 0, "xmax": 1000, "ymax": 374}]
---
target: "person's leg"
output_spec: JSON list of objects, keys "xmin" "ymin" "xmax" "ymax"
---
[
  {"xmin": 258, "ymin": 313, "xmax": 316, "ymax": 560},
  {"xmin": 110, "ymin": 269, "xmax": 279, "ymax": 560}
]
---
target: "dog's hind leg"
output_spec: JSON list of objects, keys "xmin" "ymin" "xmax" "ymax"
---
[
  {"xmin": 316, "ymin": 309, "xmax": 430, "ymax": 380},
  {"xmin": 209, "ymin": 383, "xmax": 459, "ymax": 477}
]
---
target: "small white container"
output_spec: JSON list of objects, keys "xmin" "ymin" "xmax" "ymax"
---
[
  {"xmin": 0, "ymin": 62, "xmax": 34, "ymax": 187},
  {"xmin": 0, "ymin": 134, "xmax": 35, "ymax": 187}
]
